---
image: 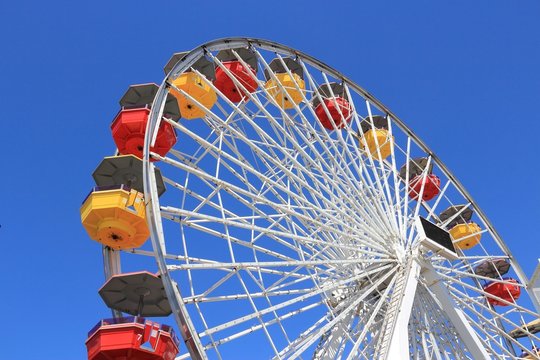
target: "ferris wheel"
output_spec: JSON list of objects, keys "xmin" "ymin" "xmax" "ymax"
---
[{"xmin": 82, "ymin": 38, "xmax": 540, "ymax": 360}]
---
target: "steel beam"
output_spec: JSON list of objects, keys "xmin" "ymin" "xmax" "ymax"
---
[{"xmin": 421, "ymin": 262, "xmax": 491, "ymax": 359}]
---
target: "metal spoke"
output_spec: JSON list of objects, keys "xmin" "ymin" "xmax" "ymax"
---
[{"xmin": 124, "ymin": 38, "xmax": 540, "ymax": 359}]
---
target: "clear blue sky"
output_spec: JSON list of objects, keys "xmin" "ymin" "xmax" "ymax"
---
[{"xmin": 1, "ymin": 1, "xmax": 539, "ymax": 358}]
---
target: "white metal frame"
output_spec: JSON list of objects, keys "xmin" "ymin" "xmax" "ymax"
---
[
  {"xmin": 129, "ymin": 38, "xmax": 540, "ymax": 359},
  {"xmin": 530, "ymin": 259, "xmax": 540, "ymax": 314}
]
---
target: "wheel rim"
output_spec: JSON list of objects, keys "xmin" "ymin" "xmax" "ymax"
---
[{"xmin": 137, "ymin": 38, "xmax": 540, "ymax": 359}]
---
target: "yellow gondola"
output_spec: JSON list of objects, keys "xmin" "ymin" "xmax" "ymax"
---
[
  {"xmin": 449, "ymin": 222, "xmax": 482, "ymax": 250},
  {"xmin": 361, "ymin": 128, "xmax": 394, "ymax": 160},
  {"xmin": 169, "ymin": 72, "xmax": 217, "ymax": 120},
  {"xmin": 265, "ymin": 73, "xmax": 305, "ymax": 109},
  {"xmin": 81, "ymin": 185, "xmax": 149, "ymax": 250},
  {"xmin": 165, "ymin": 52, "xmax": 217, "ymax": 120},
  {"xmin": 264, "ymin": 58, "xmax": 305, "ymax": 110}
]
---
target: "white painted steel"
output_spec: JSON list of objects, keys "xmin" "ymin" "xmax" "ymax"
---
[
  {"xmin": 102, "ymin": 246, "xmax": 122, "ymax": 319},
  {"xmin": 133, "ymin": 38, "xmax": 540, "ymax": 359},
  {"xmin": 529, "ymin": 259, "xmax": 540, "ymax": 314},
  {"xmin": 422, "ymin": 260, "xmax": 491, "ymax": 359},
  {"xmin": 384, "ymin": 259, "xmax": 421, "ymax": 359}
]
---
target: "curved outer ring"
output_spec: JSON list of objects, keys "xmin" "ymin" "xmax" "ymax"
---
[{"xmin": 143, "ymin": 37, "xmax": 537, "ymax": 359}]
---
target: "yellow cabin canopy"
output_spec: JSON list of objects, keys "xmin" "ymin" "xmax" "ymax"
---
[
  {"xmin": 81, "ymin": 185, "xmax": 149, "ymax": 250},
  {"xmin": 169, "ymin": 72, "xmax": 217, "ymax": 120},
  {"xmin": 264, "ymin": 57, "xmax": 305, "ymax": 110},
  {"xmin": 361, "ymin": 129, "xmax": 393, "ymax": 160},
  {"xmin": 265, "ymin": 73, "xmax": 305, "ymax": 110},
  {"xmin": 449, "ymin": 222, "xmax": 482, "ymax": 250}
]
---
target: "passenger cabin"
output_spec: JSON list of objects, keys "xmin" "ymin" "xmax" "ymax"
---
[
  {"xmin": 483, "ymin": 278, "xmax": 521, "ymax": 306},
  {"xmin": 80, "ymin": 185, "xmax": 149, "ymax": 250},
  {"xmin": 86, "ymin": 317, "xmax": 179, "ymax": 360},
  {"xmin": 439, "ymin": 205, "xmax": 482, "ymax": 250},
  {"xmin": 112, "ymin": 83, "xmax": 178, "ymax": 161},
  {"xmin": 399, "ymin": 157, "xmax": 440, "ymax": 201},
  {"xmin": 165, "ymin": 52, "xmax": 217, "ymax": 120},
  {"xmin": 313, "ymin": 82, "xmax": 352, "ymax": 130},
  {"xmin": 359, "ymin": 115, "xmax": 393, "ymax": 160},
  {"xmin": 111, "ymin": 107, "xmax": 177, "ymax": 161},
  {"xmin": 264, "ymin": 57, "xmax": 305, "ymax": 109},
  {"xmin": 214, "ymin": 48, "xmax": 258, "ymax": 102}
]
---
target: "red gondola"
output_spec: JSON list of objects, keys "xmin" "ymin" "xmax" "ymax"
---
[
  {"xmin": 483, "ymin": 278, "xmax": 521, "ymax": 306},
  {"xmin": 313, "ymin": 83, "xmax": 352, "ymax": 130},
  {"xmin": 213, "ymin": 48, "xmax": 258, "ymax": 102},
  {"xmin": 315, "ymin": 97, "xmax": 352, "ymax": 130},
  {"xmin": 111, "ymin": 108, "xmax": 176, "ymax": 162},
  {"xmin": 408, "ymin": 174, "xmax": 441, "ymax": 201},
  {"xmin": 86, "ymin": 317, "xmax": 179, "ymax": 360},
  {"xmin": 214, "ymin": 61, "xmax": 258, "ymax": 102}
]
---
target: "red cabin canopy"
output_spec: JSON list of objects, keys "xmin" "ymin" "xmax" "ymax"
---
[
  {"xmin": 86, "ymin": 317, "xmax": 179, "ymax": 360},
  {"xmin": 111, "ymin": 108, "xmax": 176, "ymax": 162},
  {"xmin": 315, "ymin": 97, "xmax": 352, "ymax": 130},
  {"xmin": 483, "ymin": 278, "xmax": 521, "ymax": 306},
  {"xmin": 313, "ymin": 83, "xmax": 352, "ymax": 130},
  {"xmin": 214, "ymin": 61, "xmax": 258, "ymax": 102},
  {"xmin": 408, "ymin": 174, "xmax": 441, "ymax": 201}
]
